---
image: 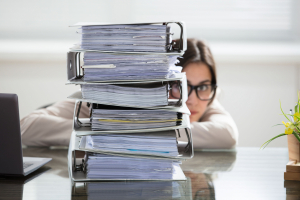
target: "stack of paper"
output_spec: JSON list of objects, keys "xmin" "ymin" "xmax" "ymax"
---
[
  {"xmin": 67, "ymin": 22, "xmax": 192, "ymax": 182},
  {"xmin": 78, "ymin": 24, "xmax": 172, "ymax": 52},
  {"xmin": 81, "ymin": 82, "xmax": 168, "ymax": 107},
  {"xmin": 90, "ymin": 104, "xmax": 182, "ymax": 130},
  {"xmin": 80, "ymin": 130, "xmax": 179, "ymax": 157},
  {"xmin": 86, "ymin": 153, "xmax": 183, "ymax": 180},
  {"xmin": 82, "ymin": 52, "xmax": 181, "ymax": 81}
]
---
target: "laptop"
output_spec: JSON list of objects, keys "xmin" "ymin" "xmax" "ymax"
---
[{"xmin": 0, "ymin": 93, "xmax": 52, "ymax": 176}]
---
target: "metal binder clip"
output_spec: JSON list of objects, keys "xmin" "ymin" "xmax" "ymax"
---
[
  {"xmin": 75, "ymin": 101, "xmax": 91, "ymax": 127},
  {"xmin": 73, "ymin": 151, "xmax": 86, "ymax": 172},
  {"xmin": 74, "ymin": 159, "xmax": 85, "ymax": 172},
  {"xmin": 184, "ymin": 128, "xmax": 192, "ymax": 153},
  {"xmin": 175, "ymin": 80, "xmax": 183, "ymax": 106},
  {"xmin": 165, "ymin": 22, "xmax": 185, "ymax": 53},
  {"xmin": 67, "ymin": 52, "xmax": 84, "ymax": 80}
]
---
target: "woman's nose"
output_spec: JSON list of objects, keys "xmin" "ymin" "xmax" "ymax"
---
[{"xmin": 187, "ymin": 90, "xmax": 198, "ymax": 105}]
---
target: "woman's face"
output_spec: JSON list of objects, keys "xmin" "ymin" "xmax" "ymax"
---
[{"xmin": 183, "ymin": 62, "xmax": 212, "ymax": 122}]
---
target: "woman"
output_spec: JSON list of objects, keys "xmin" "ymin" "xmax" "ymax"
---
[
  {"xmin": 21, "ymin": 39, "xmax": 238, "ymax": 148},
  {"xmin": 173, "ymin": 39, "xmax": 238, "ymax": 149}
]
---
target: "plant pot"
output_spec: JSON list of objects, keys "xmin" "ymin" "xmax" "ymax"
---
[
  {"xmin": 285, "ymin": 134, "xmax": 300, "ymax": 181},
  {"xmin": 287, "ymin": 134, "xmax": 300, "ymax": 162}
]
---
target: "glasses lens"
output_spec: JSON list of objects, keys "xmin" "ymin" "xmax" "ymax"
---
[
  {"xmin": 197, "ymin": 85, "xmax": 215, "ymax": 100},
  {"xmin": 170, "ymin": 83, "xmax": 181, "ymax": 99}
]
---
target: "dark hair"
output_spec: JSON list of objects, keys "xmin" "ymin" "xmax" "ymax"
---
[{"xmin": 174, "ymin": 38, "xmax": 217, "ymax": 103}]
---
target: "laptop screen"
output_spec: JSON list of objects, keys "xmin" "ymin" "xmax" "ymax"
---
[{"xmin": 0, "ymin": 93, "xmax": 24, "ymax": 175}]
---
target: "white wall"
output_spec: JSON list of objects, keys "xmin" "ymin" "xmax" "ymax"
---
[
  {"xmin": 0, "ymin": 60, "xmax": 79, "ymax": 115},
  {"xmin": 218, "ymin": 64, "xmax": 298, "ymax": 147}
]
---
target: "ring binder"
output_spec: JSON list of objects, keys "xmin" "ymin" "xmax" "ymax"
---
[
  {"xmin": 75, "ymin": 129, "xmax": 193, "ymax": 159},
  {"xmin": 72, "ymin": 100, "xmax": 191, "ymax": 135},
  {"xmin": 69, "ymin": 21, "xmax": 187, "ymax": 55},
  {"xmin": 68, "ymin": 128, "xmax": 193, "ymax": 181},
  {"xmin": 67, "ymin": 51, "xmax": 184, "ymax": 81},
  {"xmin": 67, "ymin": 74, "xmax": 188, "ymax": 109}
]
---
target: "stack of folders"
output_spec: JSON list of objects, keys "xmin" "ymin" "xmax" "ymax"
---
[{"xmin": 67, "ymin": 22, "xmax": 193, "ymax": 182}]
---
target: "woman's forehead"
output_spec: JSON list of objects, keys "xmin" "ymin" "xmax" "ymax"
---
[{"xmin": 182, "ymin": 62, "xmax": 212, "ymax": 85}]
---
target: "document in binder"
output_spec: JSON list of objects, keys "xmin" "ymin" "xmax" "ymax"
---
[
  {"xmin": 85, "ymin": 153, "xmax": 184, "ymax": 180},
  {"xmin": 90, "ymin": 104, "xmax": 183, "ymax": 131},
  {"xmin": 79, "ymin": 131, "xmax": 179, "ymax": 157},
  {"xmin": 72, "ymin": 24, "xmax": 172, "ymax": 52},
  {"xmin": 80, "ymin": 82, "xmax": 168, "ymax": 107},
  {"xmin": 67, "ymin": 51, "xmax": 182, "ymax": 82}
]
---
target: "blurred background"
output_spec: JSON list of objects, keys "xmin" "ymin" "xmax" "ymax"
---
[{"xmin": 1, "ymin": 0, "xmax": 300, "ymax": 147}]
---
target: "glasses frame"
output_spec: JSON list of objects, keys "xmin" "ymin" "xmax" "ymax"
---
[{"xmin": 187, "ymin": 84, "xmax": 218, "ymax": 101}]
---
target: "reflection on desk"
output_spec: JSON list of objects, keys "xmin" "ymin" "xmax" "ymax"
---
[
  {"xmin": 0, "ymin": 147, "xmax": 292, "ymax": 200},
  {"xmin": 22, "ymin": 147, "xmax": 69, "ymax": 178},
  {"xmin": 71, "ymin": 180, "xmax": 192, "ymax": 200},
  {"xmin": 284, "ymin": 180, "xmax": 300, "ymax": 199},
  {"xmin": 182, "ymin": 151, "xmax": 236, "ymax": 200},
  {"xmin": 0, "ymin": 166, "xmax": 50, "ymax": 200},
  {"xmin": 182, "ymin": 150, "xmax": 237, "ymax": 173}
]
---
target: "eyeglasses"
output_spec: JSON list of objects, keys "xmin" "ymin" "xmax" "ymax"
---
[{"xmin": 170, "ymin": 82, "xmax": 217, "ymax": 101}]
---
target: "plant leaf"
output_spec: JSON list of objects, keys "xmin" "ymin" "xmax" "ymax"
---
[
  {"xmin": 272, "ymin": 124, "xmax": 284, "ymax": 127},
  {"xmin": 260, "ymin": 133, "xmax": 286, "ymax": 149},
  {"xmin": 262, "ymin": 136, "xmax": 284, "ymax": 149},
  {"xmin": 280, "ymin": 100, "xmax": 291, "ymax": 122},
  {"xmin": 298, "ymin": 91, "xmax": 300, "ymax": 113},
  {"xmin": 285, "ymin": 114, "xmax": 300, "ymax": 121},
  {"xmin": 261, "ymin": 137, "xmax": 276, "ymax": 149}
]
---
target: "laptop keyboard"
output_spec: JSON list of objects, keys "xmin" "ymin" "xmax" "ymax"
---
[{"xmin": 23, "ymin": 162, "xmax": 33, "ymax": 169}]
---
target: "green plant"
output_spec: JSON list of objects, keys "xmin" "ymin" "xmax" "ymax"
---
[{"xmin": 261, "ymin": 94, "xmax": 300, "ymax": 149}]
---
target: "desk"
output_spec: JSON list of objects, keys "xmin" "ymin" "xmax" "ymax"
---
[{"xmin": 0, "ymin": 147, "xmax": 293, "ymax": 200}]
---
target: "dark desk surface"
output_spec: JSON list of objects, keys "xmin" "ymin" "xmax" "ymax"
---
[{"xmin": 0, "ymin": 147, "xmax": 293, "ymax": 200}]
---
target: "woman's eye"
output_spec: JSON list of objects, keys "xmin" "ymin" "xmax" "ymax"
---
[
  {"xmin": 197, "ymin": 85, "xmax": 208, "ymax": 91},
  {"xmin": 172, "ymin": 84, "xmax": 179, "ymax": 89}
]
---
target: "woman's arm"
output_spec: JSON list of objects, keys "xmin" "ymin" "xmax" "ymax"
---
[
  {"xmin": 20, "ymin": 99, "xmax": 89, "ymax": 146},
  {"xmin": 191, "ymin": 99, "xmax": 239, "ymax": 149}
]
